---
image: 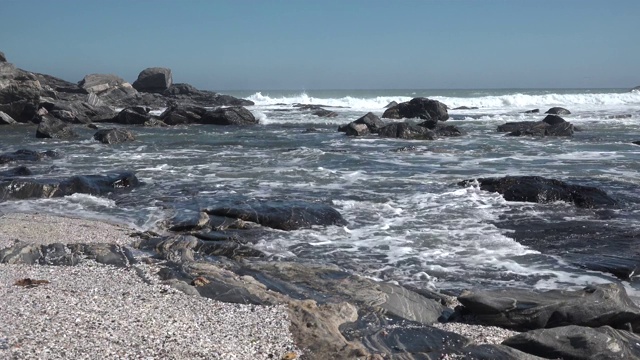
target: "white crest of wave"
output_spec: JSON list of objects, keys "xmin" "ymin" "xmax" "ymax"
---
[{"xmin": 247, "ymin": 91, "xmax": 411, "ymax": 110}]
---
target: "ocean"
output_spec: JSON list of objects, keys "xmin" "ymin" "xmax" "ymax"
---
[{"xmin": 2, "ymin": 88, "xmax": 640, "ymax": 295}]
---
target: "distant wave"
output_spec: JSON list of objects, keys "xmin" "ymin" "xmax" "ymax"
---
[{"xmin": 247, "ymin": 91, "xmax": 640, "ymax": 111}]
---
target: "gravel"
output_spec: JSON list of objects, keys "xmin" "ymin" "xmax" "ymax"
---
[{"xmin": 0, "ymin": 213, "xmax": 299, "ymax": 360}]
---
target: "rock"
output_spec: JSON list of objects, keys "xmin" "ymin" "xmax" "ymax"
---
[
  {"xmin": 0, "ymin": 171, "xmax": 140, "ymax": 201},
  {"xmin": 503, "ymin": 325, "xmax": 640, "ymax": 360},
  {"xmin": 0, "ymin": 242, "xmax": 135, "ymax": 267},
  {"xmin": 0, "ymin": 149, "xmax": 59, "ymax": 165},
  {"xmin": 204, "ymin": 200, "xmax": 347, "ymax": 231},
  {"xmin": 201, "ymin": 106, "xmax": 258, "ymax": 125},
  {"xmin": 457, "ymin": 283, "xmax": 640, "ymax": 331},
  {"xmin": 459, "ymin": 175, "xmax": 617, "ymax": 208},
  {"xmin": 452, "ymin": 106, "xmax": 478, "ymax": 110},
  {"xmin": 93, "ymin": 128, "xmax": 135, "ymax": 144},
  {"xmin": 433, "ymin": 124, "xmax": 465, "ymax": 137},
  {"xmin": 78, "ymin": 74, "xmax": 138, "ymax": 104},
  {"xmin": 459, "ymin": 344, "xmax": 547, "ymax": 360},
  {"xmin": 360, "ymin": 327, "xmax": 471, "ymax": 357},
  {"xmin": 545, "ymin": 107, "xmax": 571, "ymax": 115},
  {"xmin": 632, "ymin": 86, "xmax": 640, "ymax": 92},
  {"xmin": 159, "ymin": 104, "xmax": 206, "ymax": 125},
  {"xmin": 144, "ymin": 118, "xmax": 168, "ymax": 127},
  {"xmin": 499, "ymin": 120, "xmax": 574, "ymax": 137},
  {"xmin": 159, "ymin": 84, "xmax": 254, "ymax": 107},
  {"xmin": 312, "ymin": 109, "xmax": 338, "ymax": 118},
  {"xmin": 497, "ymin": 121, "xmax": 540, "ymax": 133},
  {"xmin": 541, "ymin": 114, "xmax": 566, "ymax": 125},
  {"xmin": 132, "ymin": 67, "xmax": 173, "ymax": 93},
  {"xmin": 0, "ymin": 166, "xmax": 32, "ymax": 177},
  {"xmin": 382, "ymin": 98, "xmax": 449, "ymax": 121},
  {"xmin": 33, "ymin": 72, "xmax": 83, "ymax": 95},
  {"xmin": 378, "ymin": 122, "xmax": 436, "ymax": 140},
  {"xmin": 39, "ymin": 99, "xmax": 114, "ymax": 124},
  {"xmin": 0, "ymin": 62, "xmax": 42, "ymax": 122},
  {"xmin": 0, "ymin": 51, "xmax": 6, "ymax": 62},
  {"xmin": 0, "ymin": 110, "xmax": 16, "ymax": 124},
  {"xmin": 163, "ymin": 83, "xmax": 199, "ymax": 96},
  {"xmin": 523, "ymin": 109, "xmax": 539, "ymax": 113},
  {"xmin": 384, "ymin": 101, "xmax": 398, "ymax": 108},
  {"xmin": 343, "ymin": 123, "xmax": 370, "ymax": 136},
  {"xmin": 139, "ymin": 235, "xmax": 265, "ymax": 262},
  {"xmin": 112, "ymin": 106, "xmax": 152, "ymax": 125},
  {"xmin": 35, "ymin": 116, "xmax": 79, "ymax": 139},
  {"xmin": 339, "ymin": 112, "xmax": 385, "ymax": 136}
]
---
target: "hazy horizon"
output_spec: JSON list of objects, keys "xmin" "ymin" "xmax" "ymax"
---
[{"xmin": 1, "ymin": 1, "xmax": 638, "ymax": 91}]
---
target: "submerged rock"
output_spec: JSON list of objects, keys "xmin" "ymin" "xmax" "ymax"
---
[
  {"xmin": 0, "ymin": 149, "xmax": 59, "ymax": 165},
  {"xmin": 0, "ymin": 166, "xmax": 32, "ymax": 177},
  {"xmin": 158, "ymin": 105, "xmax": 257, "ymax": 126},
  {"xmin": 35, "ymin": 116, "xmax": 79, "ymax": 139},
  {"xmin": 93, "ymin": 128, "xmax": 135, "ymax": 144},
  {"xmin": 458, "ymin": 283, "xmax": 640, "ymax": 331},
  {"xmin": 459, "ymin": 176, "xmax": 617, "ymax": 208},
  {"xmin": 378, "ymin": 122, "xmax": 436, "ymax": 140},
  {"xmin": 523, "ymin": 108, "xmax": 539, "ymax": 113},
  {"xmin": 545, "ymin": 106, "xmax": 571, "ymax": 115}
]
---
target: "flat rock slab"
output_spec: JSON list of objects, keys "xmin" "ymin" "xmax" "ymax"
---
[
  {"xmin": 0, "ymin": 242, "xmax": 135, "ymax": 267},
  {"xmin": 503, "ymin": 325, "xmax": 640, "ymax": 360},
  {"xmin": 458, "ymin": 283, "xmax": 640, "ymax": 331}
]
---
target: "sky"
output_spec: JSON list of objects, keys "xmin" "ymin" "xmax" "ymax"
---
[{"xmin": 1, "ymin": 0, "xmax": 638, "ymax": 91}]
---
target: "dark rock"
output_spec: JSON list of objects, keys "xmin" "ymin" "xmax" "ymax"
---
[
  {"xmin": 343, "ymin": 123, "xmax": 370, "ymax": 136},
  {"xmin": 200, "ymin": 106, "xmax": 257, "ymax": 125},
  {"xmin": 159, "ymin": 104, "xmax": 206, "ymax": 125},
  {"xmin": 497, "ymin": 121, "xmax": 541, "ymax": 133},
  {"xmin": 458, "ymin": 283, "xmax": 640, "ymax": 331},
  {"xmin": 0, "ymin": 166, "xmax": 32, "ymax": 177},
  {"xmin": 353, "ymin": 112, "xmax": 385, "ymax": 132},
  {"xmin": 0, "ymin": 110, "xmax": 16, "ymax": 124},
  {"xmin": 313, "ymin": 109, "xmax": 339, "ymax": 118},
  {"xmin": 459, "ymin": 344, "xmax": 547, "ymax": 360},
  {"xmin": 0, "ymin": 242, "xmax": 135, "ymax": 267},
  {"xmin": 545, "ymin": 122, "xmax": 574, "ymax": 136},
  {"xmin": 0, "ymin": 149, "xmax": 59, "ymax": 165},
  {"xmin": 138, "ymin": 235, "xmax": 265, "ymax": 262},
  {"xmin": 452, "ymin": 106, "xmax": 478, "ymax": 110},
  {"xmin": 378, "ymin": 122, "xmax": 436, "ymax": 140},
  {"xmin": 542, "ymin": 114, "xmax": 566, "ymax": 125},
  {"xmin": 433, "ymin": 124, "xmax": 464, "ymax": 137},
  {"xmin": 503, "ymin": 325, "xmax": 640, "ymax": 360},
  {"xmin": 144, "ymin": 118, "xmax": 168, "ymax": 127},
  {"xmin": 205, "ymin": 200, "xmax": 347, "ymax": 231},
  {"xmin": 112, "ymin": 106, "xmax": 152, "ymax": 125},
  {"xmin": 39, "ymin": 99, "xmax": 115, "ymax": 123},
  {"xmin": 93, "ymin": 128, "xmax": 135, "ymax": 144},
  {"xmin": 162, "ymin": 83, "xmax": 198, "ymax": 96},
  {"xmin": 545, "ymin": 107, "xmax": 571, "ymax": 115},
  {"xmin": 360, "ymin": 327, "xmax": 471, "ymax": 357},
  {"xmin": 382, "ymin": 98, "xmax": 449, "ymax": 121},
  {"xmin": 35, "ymin": 116, "xmax": 79, "ymax": 139},
  {"xmin": 132, "ymin": 67, "xmax": 172, "ymax": 93},
  {"xmin": 384, "ymin": 101, "xmax": 398, "ymax": 108},
  {"xmin": 0, "ymin": 51, "xmax": 6, "ymax": 62},
  {"xmin": 524, "ymin": 109, "xmax": 540, "ymax": 114},
  {"xmin": 633, "ymin": 141, "xmax": 640, "ymax": 146},
  {"xmin": 458, "ymin": 176, "xmax": 617, "ymax": 208},
  {"xmin": 0, "ymin": 171, "xmax": 140, "ymax": 201}
]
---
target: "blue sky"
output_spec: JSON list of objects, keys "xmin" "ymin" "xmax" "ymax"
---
[{"xmin": 1, "ymin": 0, "xmax": 638, "ymax": 90}]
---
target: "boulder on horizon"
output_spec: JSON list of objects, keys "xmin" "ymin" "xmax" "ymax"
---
[{"xmin": 132, "ymin": 67, "xmax": 173, "ymax": 93}]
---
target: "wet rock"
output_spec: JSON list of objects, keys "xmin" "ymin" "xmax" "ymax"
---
[
  {"xmin": 459, "ymin": 344, "xmax": 547, "ymax": 360},
  {"xmin": 541, "ymin": 114, "xmax": 566, "ymax": 125},
  {"xmin": 205, "ymin": 200, "xmax": 347, "ymax": 231},
  {"xmin": 503, "ymin": 325, "xmax": 640, "ymax": 360},
  {"xmin": 457, "ymin": 283, "xmax": 640, "ymax": 331},
  {"xmin": 0, "ymin": 51, "xmax": 5, "ymax": 62},
  {"xmin": 497, "ymin": 121, "xmax": 540, "ymax": 133},
  {"xmin": 339, "ymin": 112, "xmax": 385, "ymax": 135},
  {"xmin": 361, "ymin": 326, "xmax": 471, "ymax": 358},
  {"xmin": 0, "ymin": 110, "xmax": 16, "ymax": 124},
  {"xmin": 452, "ymin": 106, "xmax": 478, "ymax": 110},
  {"xmin": 112, "ymin": 106, "xmax": 152, "ymax": 125},
  {"xmin": 78, "ymin": 73, "xmax": 138, "ymax": 104},
  {"xmin": 0, "ymin": 171, "xmax": 140, "ymax": 201},
  {"xmin": 343, "ymin": 123, "xmax": 370, "ymax": 136},
  {"xmin": 384, "ymin": 101, "xmax": 398, "ymax": 108},
  {"xmin": 500, "ymin": 120, "xmax": 574, "ymax": 137},
  {"xmin": 432, "ymin": 124, "xmax": 465, "ymax": 137},
  {"xmin": 159, "ymin": 104, "xmax": 207, "ymax": 125},
  {"xmin": 0, "ymin": 242, "xmax": 135, "ymax": 267},
  {"xmin": 0, "ymin": 166, "xmax": 32, "ymax": 177},
  {"xmin": 39, "ymin": 99, "xmax": 115, "ymax": 123},
  {"xmin": 382, "ymin": 98, "xmax": 449, "ymax": 121},
  {"xmin": 459, "ymin": 175, "xmax": 616, "ymax": 208},
  {"xmin": 0, "ymin": 149, "xmax": 59, "ymax": 165},
  {"xmin": 138, "ymin": 235, "xmax": 265, "ymax": 263},
  {"xmin": 523, "ymin": 109, "xmax": 539, "ymax": 114},
  {"xmin": 201, "ymin": 106, "xmax": 257, "ymax": 125},
  {"xmin": 545, "ymin": 106, "xmax": 571, "ymax": 115},
  {"xmin": 132, "ymin": 67, "xmax": 172, "ymax": 93},
  {"xmin": 378, "ymin": 122, "xmax": 436, "ymax": 140},
  {"xmin": 93, "ymin": 128, "xmax": 135, "ymax": 144},
  {"xmin": 312, "ymin": 109, "xmax": 339, "ymax": 118},
  {"xmin": 35, "ymin": 116, "xmax": 79, "ymax": 139}
]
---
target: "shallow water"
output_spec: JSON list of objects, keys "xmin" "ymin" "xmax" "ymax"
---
[{"xmin": 2, "ymin": 88, "xmax": 640, "ymax": 294}]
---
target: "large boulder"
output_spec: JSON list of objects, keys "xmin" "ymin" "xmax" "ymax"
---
[
  {"xmin": 200, "ymin": 106, "xmax": 258, "ymax": 125},
  {"xmin": 503, "ymin": 325, "xmax": 640, "ymax": 360},
  {"xmin": 204, "ymin": 200, "xmax": 347, "ymax": 231},
  {"xmin": 158, "ymin": 104, "xmax": 207, "ymax": 125},
  {"xmin": 39, "ymin": 99, "xmax": 115, "ymax": 124},
  {"xmin": 93, "ymin": 128, "xmax": 135, "ymax": 144},
  {"xmin": 458, "ymin": 175, "xmax": 617, "ymax": 208},
  {"xmin": 35, "ymin": 116, "xmax": 79, "ymax": 139},
  {"xmin": 0, "ymin": 62, "xmax": 41, "ymax": 122},
  {"xmin": 78, "ymin": 74, "xmax": 138, "ymax": 104},
  {"xmin": 0, "ymin": 149, "xmax": 59, "ymax": 165},
  {"xmin": 545, "ymin": 107, "xmax": 571, "ymax": 115},
  {"xmin": 132, "ymin": 67, "xmax": 173, "ymax": 93},
  {"xmin": 0, "ymin": 110, "xmax": 16, "ymax": 124},
  {"xmin": 111, "ymin": 106, "xmax": 152, "ymax": 125},
  {"xmin": 457, "ymin": 283, "xmax": 640, "ymax": 332},
  {"xmin": 382, "ymin": 97, "xmax": 449, "ymax": 121},
  {"xmin": 0, "ymin": 171, "xmax": 140, "ymax": 201},
  {"xmin": 338, "ymin": 112, "xmax": 385, "ymax": 136},
  {"xmin": 377, "ymin": 122, "xmax": 436, "ymax": 140}
]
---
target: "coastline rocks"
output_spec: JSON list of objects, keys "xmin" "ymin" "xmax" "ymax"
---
[
  {"xmin": 503, "ymin": 325, "xmax": 640, "ymax": 360},
  {"xmin": 312, "ymin": 108, "xmax": 338, "ymax": 118},
  {"xmin": 0, "ymin": 61, "xmax": 42, "ymax": 122},
  {"xmin": 378, "ymin": 122, "xmax": 436, "ymax": 140},
  {"xmin": 498, "ymin": 118, "xmax": 574, "ymax": 137},
  {"xmin": 35, "ymin": 116, "xmax": 79, "ymax": 139},
  {"xmin": 0, "ymin": 242, "xmax": 135, "ymax": 267},
  {"xmin": 0, "ymin": 51, "xmax": 5, "ymax": 62},
  {"xmin": 457, "ymin": 283, "xmax": 640, "ymax": 331},
  {"xmin": 0, "ymin": 171, "xmax": 140, "ymax": 201},
  {"xmin": 452, "ymin": 106, "xmax": 478, "ymax": 110},
  {"xmin": 132, "ymin": 67, "xmax": 172, "ymax": 93},
  {"xmin": 459, "ymin": 176, "xmax": 617, "ymax": 208},
  {"xmin": 545, "ymin": 106, "xmax": 571, "ymax": 115},
  {"xmin": 112, "ymin": 106, "xmax": 152, "ymax": 125},
  {"xmin": 0, "ymin": 149, "xmax": 59, "ymax": 165},
  {"xmin": 159, "ymin": 105, "xmax": 257, "ymax": 126},
  {"xmin": 93, "ymin": 128, "xmax": 135, "ymax": 144},
  {"xmin": 384, "ymin": 100, "xmax": 398, "ymax": 108},
  {"xmin": 338, "ymin": 112, "xmax": 385, "ymax": 136},
  {"xmin": 78, "ymin": 74, "xmax": 138, "ymax": 104},
  {"xmin": 205, "ymin": 200, "xmax": 347, "ymax": 231},
  {"xmin": 382, "ymin": 97, "xmax": 449, "ymax": 121},
  {"xmin": 0, "ymin": 166, "xmax": 32, "ymax": 177},
  {"xmin": 523, "ymin": 109, "xmax": 540, "ymax": 113},
  {"xmin": 0, "ymin": 110, "xmax": 16, "ymax": 124},
  {"xmin": 39, "ymin": 99, "xmax": 116, "ymax": 124}
]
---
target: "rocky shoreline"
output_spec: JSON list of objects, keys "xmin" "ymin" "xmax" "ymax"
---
[{"xmin": 3, "ymin": 49, "xmax": 640, "ymax": 359}]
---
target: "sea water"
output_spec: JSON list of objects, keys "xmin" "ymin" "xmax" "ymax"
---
[{"xmin": 2, "ymin": 88, "xmax": 640, "ymax": 294}]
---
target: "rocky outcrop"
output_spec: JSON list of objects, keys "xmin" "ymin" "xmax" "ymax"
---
[
  {"xmin": 378, "ymin": 122, "xmax": 436, "ymax": 140},
  {"xmin": 312, "ymin": 109, "xmax": 338, "ymax": 118},
  {"xmin": 78, "ymin": 74, "xmax": 138, "ymax": 104},
  {"xmin": 0, "ymin": 110, "xmax": 16, "ymax": 124},
  {"xmin": 545, "ymin": 107, "xmax": 571, "ymax": 115},
  {"xmin": 458, "ymin": 283, "xmax": 640, "ymax": 331},
  {"xmin": 204, "ymin": 200, "xmax": 347, "ymax": 231},
  {"xmin": 35, "ymin": 116, "xmax": 79, "ymax": 139},
  {"xmin": 93, "ymin": 128, "xmax": 135, "ymax": 144},
  {"xmin": 158, "ymin": 105, "xmax": 257, "ymax": 126},
  {"xmin": 0, "ymin": 149, "xmax": 59, "ymax": 165},
  {"xmin": 0, "ymin": 242, "xmax": 135, "ymax": 267},
  {"xmin": 158, "ymin": 104, "xmax": 206, "ymax": 125},
  {"xmin": 458, "ymin": 176, "xmax": 617, "ymax": 208},
  {"xmin": 382, "ymin": 97, "xmax": 449, "ymax": 121},
  {"xmin": 132, "ymin": 67, "xmax": 172, "ymax": 93},
  {"xmin": 110, "ymin": 106, "xmax": 153, "ymax": 125},
  {"xmin": 0, "ymin": 61, "xmax": 41, "ymax": 122},
  {"xmin": 498, "ymin": 115, "xmax": 574, "ymax": 136},
  {"xmin": 452, "ymin": 106, "xmax": 478, "ymax": 110},
  {"xmin": 0, "ymin": 51, "xmax": 6, "ymax": 62},
  {"xmin": 0, "ymin": 171, "xmax": 140, "ymax": 201},
  {"xmin": 384, "ymin": 100, "xmax": 398, "ymax": 108},
  {"xmin": 39, "ymin": 98, "xmax": 116, "ymax": 124},
  {"xmin": 503, "ymin": 325, "xmax": 640, "ymax": 360},
  {"xmin": 338, "ymin": 112, "xmax": 385, "ymax": 136},
  {"xmin": 0, "ymin": 166, "xmax": 32, "ymax": 177}
]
